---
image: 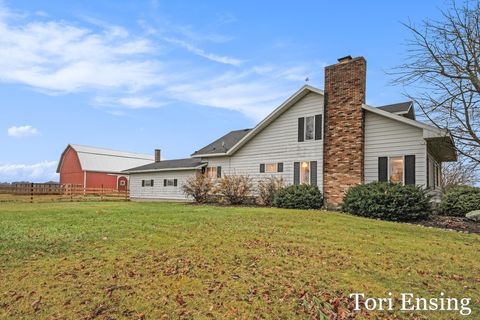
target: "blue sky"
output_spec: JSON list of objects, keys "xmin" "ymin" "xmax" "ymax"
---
[{"xmin": 0, "ymin": 0, "xmax": 447, "ymax": 182}]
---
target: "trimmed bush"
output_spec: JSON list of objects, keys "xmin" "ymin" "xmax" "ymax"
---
[
  {"xmin": 257, "ymin": 177, "xmax": 284, "ymax": 206},
  {"xmin": 466, "ymin": 210, "xmax": 480, "ymax": 222},
  {"xmin": 181, "ymin": 174, "xmax": 213, "ymax": 203},
  {"xmin": 217, "ymin": 175, "xmax": 253, "ymax": 205},
  {"xmin": 273, "ymin": 185, "xmax": 323, "ymax": 210},
  {"xmin": 439, "ymin": 186, "xmax": 480, "ymax": 217},
  {"xmin": 341, "ymin": 182, "xmax": 431, "ymax": 221}
]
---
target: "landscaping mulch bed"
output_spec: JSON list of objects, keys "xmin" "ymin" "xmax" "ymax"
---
[{"xmin": 415, "ymin": 215, "xmax": 480, "ymax": 234}]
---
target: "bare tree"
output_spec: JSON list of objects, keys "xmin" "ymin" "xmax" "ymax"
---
[
  {"xmin": 393, "ymin": 1, "xmax": 480, "ymax": 166},
  {"xmin": 441, "ymin": 158, "xmax": 479, "ymax": 190}
]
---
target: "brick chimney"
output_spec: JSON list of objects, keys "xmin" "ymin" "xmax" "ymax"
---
[
  {"xmin": 154, "ymin": 149, "xmax": 161, "ymax": 162},
  {"xmin": 323, "ymin": 56, "xmax": 366, "ymax": 208}
]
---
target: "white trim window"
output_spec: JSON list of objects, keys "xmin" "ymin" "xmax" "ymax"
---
[
  {"xmin": 265, "ymin": 163, "xmax": 277, "ymax": 173},
  {"xmin": 206, "ymin": 167, "xmax": 217, "ymax": 178},
  {"xmin": 389, "ymin": 156, "xmax": 404, "ymax": 184},
  {"xmin": 142, "ymin": 179, "xmax": 154, "ymax": 187},
  {"xmin": 165, "ymin": 179, "xmax": 175, "ymax": 186},
  {"xmin": 427, "ymin": 156, "xmax": 441, "ymax": 189},
  {"xmin": 300, "ymin": 161, "xmax": 310, "ymax": 184},
  {"xmin": 305, "ymin": 116, "xmax": 315, "ymax": 140}
]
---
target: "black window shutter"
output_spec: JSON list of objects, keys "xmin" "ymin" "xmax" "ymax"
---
[
  {"xmin": 259, "ymin": 164, "xmax": 265, "ymax": 173},
  {"xmin": 151, "ymin": 179, "xmax": 154, "ymax": 187},
  {"xmin": 310, "ymin": 161, "xmax": 317, "ymax": 186},
  {"xmin": 163, "ymin": 179, "xmax": 167, "ymax": 187},
  {"xmin": 315, "ymin": 115, "xmax": 322, "ymax": 140},
  {"xmin": 142, "ymin": 180, "xmax": 145, "ymax": 187},
  {"xmin": 174, "ymin": 179, "xmax": 178, "ymax": 187},
  {"xmin": 378, "ymin": 157, "xmax": 388, "ymax": 182},
  {"xmin": 293, "ymin": 162, "xmax": 300, "ymax": 185},
  {"xmin": 277, "ymin": 163, "xmax": 283, "ymax": 172},
  {"xmin": 405, "ymin": 155, "xmax": 416, "ymax": 185},
  {"xmin": 298, "ymin": 117, "xmax": 304, "ymax": 142},
  {"xmin": 217, "ymin": 166, "xmax": 222, "ymax": 178}
]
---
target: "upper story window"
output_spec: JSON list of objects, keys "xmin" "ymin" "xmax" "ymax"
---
[
  {"xmin": 305, "ymin": 116, "xmax": 315, "ymax": 140},
  {"xmin": 298, "ymin": 115, "xmax": 322, "ymax": 142}
]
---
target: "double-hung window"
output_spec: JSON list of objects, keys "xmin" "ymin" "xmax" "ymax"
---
[
  {"xmin": 300, "ymin": 161, "xmax": 310, "ymax": 184},
  {"xmin": 298, "ymin": 115, "xmax": 322, "ymax": 142},
  {"xmin": 205, "ymin": 167, "xmax": 221, "ymax": 179},
  {"xmin": 305, "ymin": 116, "xmax": 315, "ymax": 140},
  {"xmin": 142, "ymin": 179, "xmax": 154, "ymax": 187},
  {"xmin": 389, "ymin": 156, "xmax": 404, "ymax": 184},
  {"xmin": 163, "ymin": 179, "xmax": 178, "ymax": 187},
  {"xmin": 378, "ymin": 155, "xmax": 415, "ymax": 185}
]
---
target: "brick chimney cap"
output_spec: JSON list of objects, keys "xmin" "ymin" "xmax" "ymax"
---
[{"xmin": 337, "ymin": 55, "xmax": 353, "ymax": 63}]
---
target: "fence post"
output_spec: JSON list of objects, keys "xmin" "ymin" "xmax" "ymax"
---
[{"xmin": 30, "ymin": 182, "xmax": 34, "ymax": 203}]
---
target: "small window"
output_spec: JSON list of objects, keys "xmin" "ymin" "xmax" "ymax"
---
[
  {"xmin": 389, "ymin": 156, "xmax": 404, "ymax": 184},
  {"xmin": 300, "ymin": 161, "xmax": 310, "ymax": 184},
  {"xmin": 165, "ymin": 179, "xmax": 175, "ymax": 187},
  {"xmin": 305, "ymin": 116, "xmax": 314, "ymax": 140},
  {"xmin": 206, "ymin": 167, "xmax": 217, "ymax": 178},
  {"xmin": 265, "ymin": 163, "xmax": 277, "ymax": 173},
  {"xmin": 143, "ymin": 179, "xmax": 153, "ymax": 187},
  {"xmin": 119, "ymin": 180, "xmax": 126, "ymax": 186}
]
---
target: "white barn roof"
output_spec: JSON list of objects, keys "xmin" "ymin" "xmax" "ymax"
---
[{"xmin": 57, "ymin": 144, "xmax": 155, "ymax": 174}]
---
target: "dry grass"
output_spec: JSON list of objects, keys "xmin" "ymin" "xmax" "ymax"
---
[{"xmin": 0, "ymin": 202, "xmax": 478, "ymax": 319}]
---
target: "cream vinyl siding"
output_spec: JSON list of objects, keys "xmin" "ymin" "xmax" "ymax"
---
[
  {"xmin": 203, "ymin": 92, "xmax": 324, "ymax": 190},
  {"xmin": 129, "ymin": 170, "xmax": 195, "ymax": 201},
  {"xmin": 365, "ymin": 111, "xmax": 427, "ymax": 186}
]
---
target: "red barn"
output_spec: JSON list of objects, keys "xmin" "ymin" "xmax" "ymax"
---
[{"xmin": 57, "ymin": 144, "xmax": 155, "ymax": 191}]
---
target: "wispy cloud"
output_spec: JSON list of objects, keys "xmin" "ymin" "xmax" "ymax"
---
[
  {"xmin": 0, "ymin": 3, "xmax": 323, "ymax": 120},
  {"xmin": 0, "ymin": 6, "xmax": 162, "ymax": 94},
  {"xmin": 163, "ymin": 37, "xmax": 243, "ymax": 66},
  {"xmin": 7, "ymin": 125, "xmax": 40, "ymax": 137},
  {"xmin": 0, "ymin": 160, "xmax": 58, "ymax": 182}
]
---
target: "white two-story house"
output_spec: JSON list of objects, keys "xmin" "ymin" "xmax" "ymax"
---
[{"xmin": 125, "ymin": 56, "xmax": 456, "ymax": 208}]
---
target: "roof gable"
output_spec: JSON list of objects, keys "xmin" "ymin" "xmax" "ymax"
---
[
  {"xmin": 192, "ymin": 84, "xmax": 324, "ymax": 158},
  {"xmin": 363, "ymin": 104, "xmax": 447, "ymax": 136}
]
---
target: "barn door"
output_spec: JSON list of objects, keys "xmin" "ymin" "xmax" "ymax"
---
[{"xmin": 118, "ymin": 176, "xmax": 128, "ymax": 191}]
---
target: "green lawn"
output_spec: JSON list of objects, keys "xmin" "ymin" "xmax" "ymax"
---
[{"xmin": 0, "ymin": 202, "xmax": 478, "ymax": 319}]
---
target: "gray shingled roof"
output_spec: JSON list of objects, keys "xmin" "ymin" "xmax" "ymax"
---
[
  {"xmin": 378, "ymin": 101, "xmax": 412, "ymax": 113},
  {"xmin": 378, "ymin": 101, "xmax": 415, "ymax": 120},
  {"xmin": 124, "ymin": 158, "xmax": 205, "ymax": 172},
  {"xmin": 192, "ymin": 128, "xmax": 251, "ymax": 156}
]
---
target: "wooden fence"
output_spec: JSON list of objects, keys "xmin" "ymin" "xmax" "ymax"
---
[{"xmin": 0, "ymin": 183, "xmax": 129, "ymax": 203}]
